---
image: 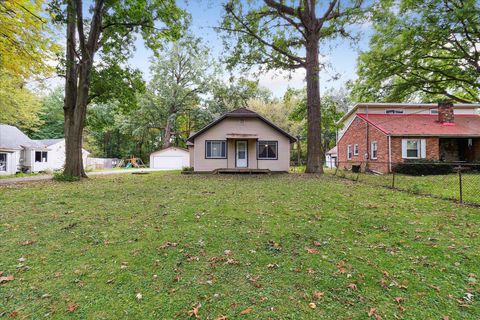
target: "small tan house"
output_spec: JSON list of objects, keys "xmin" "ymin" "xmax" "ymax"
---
[{"xmin": 187, "ymin": 108, "xmax": 296, "ymax": 172}]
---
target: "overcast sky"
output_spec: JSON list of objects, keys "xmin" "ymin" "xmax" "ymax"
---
[{"xmin": 127, "ymin": 0, "xmax": 374, "ymax": 98}]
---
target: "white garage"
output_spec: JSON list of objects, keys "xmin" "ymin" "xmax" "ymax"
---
[{"xmin": 149, "ymin": 147, "xmax": 190, "ymax": 170}]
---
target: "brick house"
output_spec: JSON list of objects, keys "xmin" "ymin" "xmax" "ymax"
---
[{"xmin": 336, "ymin": 102, "xmax": 480, "ymax": 173}]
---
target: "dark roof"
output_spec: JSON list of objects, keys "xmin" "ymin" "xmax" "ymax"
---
[
  {"xmin": 357, "ymin": 114, "xmax": 480, "ymax": 137},
  {"xmin": 187, "ymin": 108, "xmax": 297, "ymax": 143}
]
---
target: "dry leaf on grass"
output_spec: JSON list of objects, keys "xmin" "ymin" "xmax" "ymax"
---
[
  {"xmin": 313, "ymin": 291, "xmax": 324, "ymax": 299},
  {"xmin": 308, "ymin": 302, "xmax": 316, "ymax": 309},
  {"xmin": 0, "ymin": 275, "xmax": 14, "ymax": 284},
  {"xmin": 66, "ymin": 303, "xmax": 79, "ymax": 313},
  {"xmin": 188, "ymin": 306, "xmax": 200, "ymax": 318},
  {"xmin": 240, "ymin": 307, "xmax": 253, "ymax": 315},
  {"xmin": 305, "ymin": 247, "xmax": 319, "ymax": 254}
]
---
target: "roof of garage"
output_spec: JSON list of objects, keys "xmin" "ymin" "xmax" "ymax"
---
[{"xmin": 150, "ymin": 146, "xmax": 189, "ymax": 155}]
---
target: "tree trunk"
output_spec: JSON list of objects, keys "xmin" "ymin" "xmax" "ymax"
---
[
  {"xmin": 304, "ymin": 38, "xmax": 323, "ymax": 173},
  {"xmin": 163, "ymin": 119, "xmax": 173, "ymax": 148}
]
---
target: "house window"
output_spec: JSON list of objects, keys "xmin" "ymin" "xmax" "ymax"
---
[
  {"xmin": 258, "ymin": 141, "xmax": 277, "ymax": 159},
  {"xmin": 406, "ymin": 140, "xmax": 419, "ymax": 158},
  {"xmin": 353, "ymin": 144, "xmax": 359, "ymax": 156},
  {"xmin": 0, "ymin": 153, "xmax": 6, "ymax": 171},
  {"xmin": 35, "ymin": 151, "xmax": 48, "ymax": 163},
  {"xmin": 371, "ymin": 142, "xmax": 378, "ymax": 159},
  {"xmin": 385, "ymin": 109, "xmax": 404, "ymax": 114},
  {"xmin": 347, "ymin": 145, "xmax": 352, "ymax": 160},
  {"xmin": 206, "ymin": 141, "xmax": 226, "ymax": 159},
  {"xmin": 402, "ymin": 139, "xmax": 426, "ymax": 159}
]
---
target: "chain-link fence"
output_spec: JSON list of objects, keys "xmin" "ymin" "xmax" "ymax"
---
[{"xmin": 330, "ymin": 161, "xmax": 480, "ymax": 205}]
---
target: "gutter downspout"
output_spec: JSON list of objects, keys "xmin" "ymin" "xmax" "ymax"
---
[{"xmin": 388, "ymin": 135, "xmax": 392, "ymax": 173}]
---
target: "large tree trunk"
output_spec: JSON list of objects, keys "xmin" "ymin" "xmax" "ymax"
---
[
  {"xmin": 304, "ymin": 38, "xmax": 323, "ymax": 173},
  {"xmin": 163, "ymin": 119, "xmax": 173, "ymax": 148}
]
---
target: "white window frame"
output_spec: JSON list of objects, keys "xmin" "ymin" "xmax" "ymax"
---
[
  {"xmin": 353, "ymin": 144, "xmax": 359, "ymax": 156},
  {"xmin": 385, "ymin": 109, "xmax": 404, "ymax": 114},
  {"xmin": 0, "ymin": 153, "xmax": 7, "ymax": 172},
  {"xmin": 35, "ymin": 151, "xmax": 48, "ymax": 163},
  {"xmin": 347, "ymin": 145, "xmax": 352, "ymax": 160},
  {"xmin": 205, "ymin": 140, "xmax": 227, "ymax": 159},
  {"xmin": 402, "ymin": 139, "xmax": 426, "ymax": 159},
  {"xmin": 371, "ymin": 141, "xmax": 378, "ymax": 160}
]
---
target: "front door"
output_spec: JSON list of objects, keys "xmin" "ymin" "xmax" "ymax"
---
[{"xmin": 236, "ymin": 141, "xmax": 248, "ymax": 168}]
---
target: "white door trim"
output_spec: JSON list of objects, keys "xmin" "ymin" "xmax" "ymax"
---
[{"xmin": 236, "ymin": 140, "xmax": 248, "ymax": 168}]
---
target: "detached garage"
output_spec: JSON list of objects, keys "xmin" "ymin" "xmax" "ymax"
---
[{"xmin": 149, "ymin": 147, "xmax": 190, "ymax": 170}]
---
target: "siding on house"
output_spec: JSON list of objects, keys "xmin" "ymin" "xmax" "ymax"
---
[{"xmin": 191, "ymin": 117, "xmax": 291, "ymax": 172}]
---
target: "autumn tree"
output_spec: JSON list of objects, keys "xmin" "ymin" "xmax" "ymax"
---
[
  {"xmin": 220, "ymin": 0, "xmax": 365, "ymax": 173},
  {"xmin": 49, "ymin": 0, "xmax": 187, "ymax": 178},
  {"xmin": 351, "ymin": 0, "xmax": 480, "ymax": 103}
]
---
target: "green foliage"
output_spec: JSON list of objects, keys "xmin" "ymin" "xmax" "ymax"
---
[
  {"xmin": 0, "ymin": 70, "xmax": 42, "ymax": 131},
  {"xmin": 351, "ymin": 0, "xmax": 480, "ymax": 103},
  {"xmin": 53, "ymin": 172, "xmax": 81, "ymax": 182},
  {"xmin": 29, "ymin": 87, "xmax": 65, "ymax": 139}
]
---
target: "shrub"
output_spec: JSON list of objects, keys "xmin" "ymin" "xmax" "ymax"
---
[
  {"xmin": 53, "ymin": 172, "xmax": 80, "ymax": 182},
  {"xmin": 181, "ymin": 166, "xmax": 194, "ymax": 173},
  {"xmin": 394, "ymin": 160, "xmax": 454, "ymax": 176}
]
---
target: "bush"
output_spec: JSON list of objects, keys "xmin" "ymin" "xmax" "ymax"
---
[
  {"xmin": 181, "ymin": 166, "xmax": 194, "ymax": 173},
  {"xmin": 53, "ymin": 172, "xmax": 81, "ymax": 182},
  {"xmin": 394, "ymin": 160, "xmax": 454, "ymax": 176}
]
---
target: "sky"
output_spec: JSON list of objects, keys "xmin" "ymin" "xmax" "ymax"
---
[{"xmin": 127, "ymin": 0, "xmax": 374, "ymax": 98}]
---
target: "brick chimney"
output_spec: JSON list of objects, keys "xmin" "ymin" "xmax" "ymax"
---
[{"xmin": 438, "ymin": 102, "xmax": 454, "ymax": 124}]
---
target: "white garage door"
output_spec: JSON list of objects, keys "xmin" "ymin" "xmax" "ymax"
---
[{"xmin": 152, "ymin": 156, "xmax": 184, "ymax": 169}]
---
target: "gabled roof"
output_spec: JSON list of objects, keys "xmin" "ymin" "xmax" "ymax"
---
[
  {"xmin": 0, "ymin": 124, "xmax": 46, "ymax": 150},
  {"xmin": 357, "ymin": 114, "xmax": 480, "ymax": 137},
  {"xmin": 36, "ymin": 138, "xmax": 63, "ymax": 146},
  {"xmin": 187, "ymin": 108, "xmax": 297, "ymax": 143},
  {"xmin": 326, "ymin": 146, "xmax": 337, "ymax": 155}
]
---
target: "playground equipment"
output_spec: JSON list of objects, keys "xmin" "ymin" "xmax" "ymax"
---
[{"xmin": 116, "ymin": 157, "xmax": 147, "ymax": 168}]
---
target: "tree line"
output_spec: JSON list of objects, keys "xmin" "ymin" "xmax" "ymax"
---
[{"xmin": 1, "ymin": 0, "xmax": 478, "ymax": 178}]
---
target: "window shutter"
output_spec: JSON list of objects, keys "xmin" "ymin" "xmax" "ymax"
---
[
  {"xmin": 420, "ymin": 139, "xmax": 427, "ymax": 158},
  {"xmin": 401, "ymin": 139, "xmax": 408, "ymax": 158}
]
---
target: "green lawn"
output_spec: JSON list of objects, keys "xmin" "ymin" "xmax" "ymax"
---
[
  {"xmin": 334, "ymin": 169, "xmax": 480, "ymax": 205},
  {"xmin": 1, "ymin": 172, "xmax": 479, "ymax": 319}
]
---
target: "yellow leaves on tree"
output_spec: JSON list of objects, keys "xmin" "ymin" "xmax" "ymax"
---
[{"xmin": 0, "ymin": 0, "xmax": 59, "ymax": 79}]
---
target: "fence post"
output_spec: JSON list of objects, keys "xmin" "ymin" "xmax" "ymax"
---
[
  {"xmin": 458, "ymin": 165, "xmax": 463, "ymax": 204},
  {"xmin": 392, "ymin": 169, "xmax": 395, "ymax": 189}
]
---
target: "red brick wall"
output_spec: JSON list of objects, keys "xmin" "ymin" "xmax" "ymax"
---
[
  {"xmin": 338, "ymin": 116, "xmax": 441, "ymax": 173},
  {"xmin": 337, "ymin": 116, "xmax": 389, "ymax": 173},
  {"xmin": 390, "ymin": 137, "xmax": 439, "ymax": 164}
]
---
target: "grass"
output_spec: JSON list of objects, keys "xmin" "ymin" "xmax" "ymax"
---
[
  {"xmin": 334, "ymin": 169, "xmax": 480, "ymax": 205},
  {"xmin": 0, "ymin": 172, "xmax": 45, "ymax": 180},
  {"xmin": 1, "ymin": 172, "xmax": 479, "ymax": 319}
]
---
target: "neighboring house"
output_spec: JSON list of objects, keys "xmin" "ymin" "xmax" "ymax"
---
[
  {"xmin": 149, "ymin": 146, "xmax": 190, "ymax": 170},
  {"xmin": 0, "ymin": 124, "xmax": 89, "ymax": 175},
  {"xmin": 325, "ymin": 146, "xmax": 337, "ymax": 168},
  {"xmin": 336, "ymin": 102, "xmax": 480, "ymax": 173},
  {"xmin": 187, "ymin": 108, "xmax": 296, "ymax": 172}
]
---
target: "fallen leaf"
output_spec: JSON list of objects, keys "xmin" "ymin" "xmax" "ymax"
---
[
  {"xmin": 442, "ymin": 316, "xmax": 449, "ymax": 320},
  {"xmin": 313, "ymin": 241, "xmax": 322, "ymax": 247},
  {"xmin": 136, "ymin": 293, "xmax": 143, "ymax": 300},
  {"xmin": 240, "ymin": 307, "xmax": 253, "ymax": 315},
  {"xmin": 216, "ymin": 316, "xmax": 227, "ymax": 320},
  {"xmin": 224, "ymin": 258, "xmax": 239, "ymax": 265},
  {"xmin": 0, "ymin": 275, "xmax": 14, "ymax": 284},
  {"xmin": 66, "ymin": 303, "xmax": 79, "ymax": 313},
  {"xmin": 305, "ymin": 247, "xmax": 319, "ymax": 254},
  {"xmin": 394, "ymin": 297, "xmax": 403, "ymax": 304},
  {"xmin": 313, "ymin": 291, "xmax": 324, "ymax": 299},
  {"xmin": 347, "ymin": 283, "xmax": 357, "ymax": 290},
  {"xmin": 160, "ymin": 242, "xmax": 178, "ymax": 249},
  {"xmin": 308, "ymin": 302, "xmax": 316, "ymax": 309},
  {"xmin": 224, "ymin": 250, "xmax": 233, "ymax": 256},
  {"xmin": 20, "ymin": 240, "xmax": 36, "ymax": 246},
  {"xmin": 428, "ymin": 284, "xmax": 440, "ymax": 292},
  {"xmin": 188, "ymin": 306, "xmax": 200, "ymax": 318}
]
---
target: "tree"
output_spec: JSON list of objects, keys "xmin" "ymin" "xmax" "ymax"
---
[
  {"xmin": 29, "ymin": 87, "xmax": 65, "ymax": 139},
  {"xmin": 50, "ymin": 0, "xmax": 187, "ymax": 178},
  {"xmin": 220, "ymin": 0, "xmax": 365, "ymax": 173},
  {"xmin": 0, "ymin": 70, "xmax": 41, "ymax": 131},
  {"xmin": 351, "ymin": 0, "xmax": 480, "ymax": 103},
  {"xmin": 147, "ymin": 35, "xmax": 216, "ymax": 148},
  {"xmin": 0, "ymin": 0, "xmax": 58, "ymax": 79}
]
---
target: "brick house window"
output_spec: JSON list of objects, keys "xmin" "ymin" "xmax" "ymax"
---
[
  {"xmin": 371, "ymin": 142, "xmax": 378, "ymax": 159},
  {"xmin": 347, "ymin": 145, "xmax": 352, "ymax": 160},
  {"xmin": 353, "ymin": 144, "xmax": 359, "ymax": 156},
  {"xmin": 402, "ymin": 139, "xmax": 426, "ymax": 159}
]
